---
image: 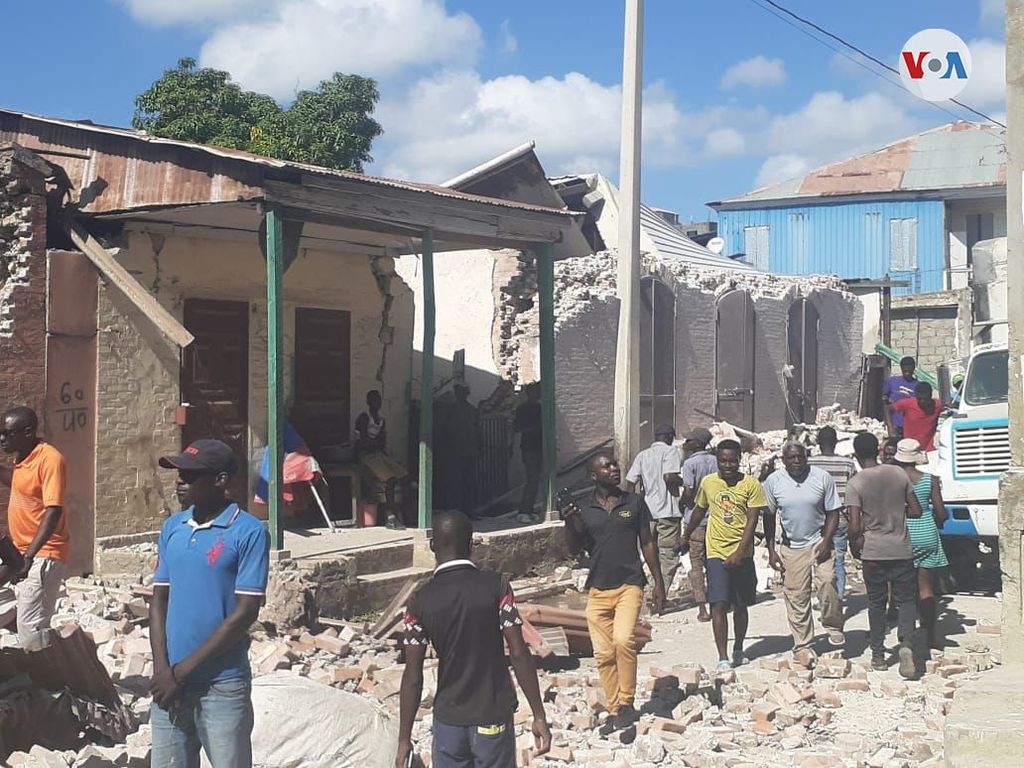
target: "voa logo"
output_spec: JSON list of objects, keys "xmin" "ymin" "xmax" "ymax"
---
[{"xmin": 899, "ymin": 29, "xmax": 972, "ymax": 102}]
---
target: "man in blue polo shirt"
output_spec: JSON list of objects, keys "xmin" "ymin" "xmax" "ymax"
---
[{"xmin": 149, "ymin": 439, "xmax": 270, "ymax": 768}]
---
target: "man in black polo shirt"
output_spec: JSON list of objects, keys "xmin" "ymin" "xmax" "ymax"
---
[
  {"xmin": 560, "ymin": 452, "xmax": 665, "ymax": 735},
  {"xmin": 396, "ymin": 511, "xmax": 550, "ymax": 767}
]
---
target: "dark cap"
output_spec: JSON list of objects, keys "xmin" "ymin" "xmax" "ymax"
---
[
  {"xmin": 654, "ymin": 423, "xmax": 675, "ymax": 437},
  {"xmin": 684, "ymin": 427, "xmax": 713, "ymax": 447},
  {"xmin": 159, "ymin": 439, "xmax": 238, "ymax": 474}
]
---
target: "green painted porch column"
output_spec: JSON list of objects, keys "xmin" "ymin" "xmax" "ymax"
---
[
  {"xmin": 418, "ymin": 229, "xmax": 435, "ymax": 529},
  {"xmin": 265, "ymin": 207, "xmax": 285, "ymax": 550},
  {"xmin": 537, "ymin": 242, "xmax": 557, "ymax": 514}
]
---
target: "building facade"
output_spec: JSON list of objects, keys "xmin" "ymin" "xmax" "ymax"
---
[{"xmin": 710, "ymin": 123, "xmax": 1006, "ymax": 295}]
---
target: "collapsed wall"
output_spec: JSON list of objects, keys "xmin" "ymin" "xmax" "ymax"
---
[
  {"xmin": 0, "ymin": 148, "xmax": 50, "ymax": 522},
  {"xmin": 515, "ymin": 252, "xmax": 865, "ymax": 464}
]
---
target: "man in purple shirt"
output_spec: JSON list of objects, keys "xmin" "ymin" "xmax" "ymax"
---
[{"xmin": 883, "ymin": 357, "xmax": 918, "ymax": 438}]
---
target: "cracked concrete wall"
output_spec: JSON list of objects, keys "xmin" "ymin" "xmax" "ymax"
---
[
  {"xmin": 550, "ymin": 254, "xmax": 863, "ymax": 461},
  {"xmin": 94, "ymin": 229, "xmax": 412, "ymax": 536},
  {"xmin": 0, "ymin": 151, "xmax": 49, "ymax": 525}
]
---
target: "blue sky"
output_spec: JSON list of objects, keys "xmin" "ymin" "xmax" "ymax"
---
[{"xmin": 0, "ymin": 1, "xmax": 1006, "ymax": 221}]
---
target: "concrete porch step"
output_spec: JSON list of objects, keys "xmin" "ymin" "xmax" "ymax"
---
[{"xmin": 347, "ymin": 541, "xmax": 415, "ymax": 576}]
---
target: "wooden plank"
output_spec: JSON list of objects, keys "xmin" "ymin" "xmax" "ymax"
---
[
  {"xmin": 63, "ymin": 219, "xmax": 194, "ymax": 349},
  {"xmin": 265, "ymin": 179, "xmax": 572, "ymax": 246},
  {"xmin": 369, "ymin": 574, "xmax": 426, "ymax": 639}
]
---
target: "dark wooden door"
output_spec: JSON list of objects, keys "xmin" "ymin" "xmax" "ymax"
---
[
  {"xmin": 787, "ymin": 299, "xmax": 820, "ymax": 426},
  {"xmin": 292, "ymin": 308, "xmax": 351, "ymax": 450},
  {"xmin": 640, "ymin": 277, "xmax": 676, "ymax": 446},
  {"xmin": 716, "ymin": 290, "xmax": 756, "ymax": 430},
  {"xmin": 182, "ymin": 299, "xmax": 250, "ymax": 503}
]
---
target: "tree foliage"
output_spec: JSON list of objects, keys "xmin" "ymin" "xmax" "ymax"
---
[{"xmin": 133, "ymin": 58, "xmax": 383, "ymax": 172}]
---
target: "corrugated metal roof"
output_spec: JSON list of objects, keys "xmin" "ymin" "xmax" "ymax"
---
[
  {"xmin": 713, "ymin": 122, "xmax": 1006, "ymax": 207},
  {"xmin": 0, "ymin": 107, "xmax": 578, "ymax": 220},
  {"xmin": 552, "ymin": 173, "xmax": 756, "ymax": 271}
]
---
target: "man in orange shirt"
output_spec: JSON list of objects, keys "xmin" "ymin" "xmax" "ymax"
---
[{"xmin": 0, "ymin": 407, "xmax": 68, "ymax": 648}]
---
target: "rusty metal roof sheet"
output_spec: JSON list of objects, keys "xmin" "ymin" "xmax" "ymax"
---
[
  {"xmin": 0, "ymin": 107, "xmax": 579, "ymax": 220},
  {"xmin": 713, "ymin": 122, "xmax": 1006, "ymax": 207}
]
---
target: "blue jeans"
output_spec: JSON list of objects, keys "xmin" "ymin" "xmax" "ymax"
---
[
  {"xmin": 834, "ymin": 527, "xmax": 848, "ymax": 598},
  {"xmin": 433, "ymin": 717, "xmax": 515, "ymax": 768},
  {"xmin": 151, "ymin": 677, "xmax": 254, "ymax": 768}
]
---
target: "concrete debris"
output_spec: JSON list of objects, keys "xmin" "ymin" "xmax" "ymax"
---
[{"xmin": 3, "ymin": 556, "xmax": 1000, "ymax": 768}]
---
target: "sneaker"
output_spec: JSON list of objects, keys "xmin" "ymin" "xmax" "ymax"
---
[
  {"xmin": 716, "ymin": 659, "xmax": 732, "ymax": 674},
  {"xmin": 898, "ymin": 646, "xmax": 917, "ymax": 679},
  {"xmin": 828, "ymin": 630, "xmax": 846, "ymax": 647},
  {"xmin": 384, "ymin": 515, "xmax": 406, "ymax": 530},
  {"xmin": 731, "ymin": 651, "xmax": 749, "ymax": 668},
  {"xmin": 871, "ymin": 655, "xmax": 888, "ymax": 672},
  {"xmin": 598, "ymin": 718, "xmax": 619, "ymax": 737},
  {"xmin": 615, "ymin": 703, "xmax": 637, "ymax": 729}
]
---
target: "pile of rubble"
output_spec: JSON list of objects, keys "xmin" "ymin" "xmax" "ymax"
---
[{"xmin": 517, "ymin": 639, "xmax": 997, "ymax": 768}]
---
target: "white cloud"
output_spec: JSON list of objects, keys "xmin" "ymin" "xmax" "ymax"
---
[
  {"xmin": 119, "ymin": 0, "xmax": 276, "ymax": 25},
  {"xmin": 960, "ymin": 37, "xmax": 1006, "ymax": 111},
  {"xmin": 753, "ymin": 90, "xmax": 920, "ymax": 187},
  {"xmin": 704, "ymin": 128, "xmax": 746, "ymax": 157},
  {"xmin": 198, "ymin": 0, "xmax": 482, "ymax": 99},
  {"xmin": 720, "ymin": 56, "xmax": 786, "ymax": 90},
  {"xmin": 375, "ymin": 71, "xmax": 696, "ymax": 182},
  {"xmin": 499, "ymin": 19, "xmax": 518, "ymax": 55},
  {"xmin": 980, "ymin": 0, "xmax": 1004, "ymax": 25},
  {"xmin": 755, "ymin": 154, "xmax": 811, "ymax": 188}
]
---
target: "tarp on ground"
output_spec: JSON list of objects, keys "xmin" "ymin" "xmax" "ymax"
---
[{"xmin": 248, "ymin": 673, "xmax": 397, "ymax": 768}]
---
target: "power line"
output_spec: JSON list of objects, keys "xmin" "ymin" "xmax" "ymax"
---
[
  {"xmin": 750, "ymin": 0, "xmax": 1006, "ymax": 129},
  {"xmin": 746, "ymin": 0, "xmax": 1000, "ymax": 133}
]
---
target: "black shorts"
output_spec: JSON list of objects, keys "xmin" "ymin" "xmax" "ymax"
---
[{"xmin": 706, "ymin": 557, "xmax": 757, "ymax": 608}]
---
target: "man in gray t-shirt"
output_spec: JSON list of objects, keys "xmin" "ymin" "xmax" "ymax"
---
[
  {"xmin": 678, "ymin": 428, "xmax": 718, "ymax": 622},
  {"xmin": 846, "ymin": 433, "xmax": 923, "ymax": 678},
  {"xmin": 762, "ymin": 443, "xmax": 844, "ymax": 653}
]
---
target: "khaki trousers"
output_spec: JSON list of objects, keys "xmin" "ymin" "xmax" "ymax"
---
[
  {"xmin": 779, "ymin": 544, "xmax": 843, "ymax": 651},
  {"xmin": 14, "ymin": 557, "xmax": 66, "ymax": 648},
  {"xmin": 688, "ymin": 531, "xmax": 708, "ymax": 604},
  {"xmin": 651, "ymin": 518, "xmax": 681, "ymax": 587},
  {"xmin": 585, "ymin": 584, "xmax": 643, "ymax": 714}
]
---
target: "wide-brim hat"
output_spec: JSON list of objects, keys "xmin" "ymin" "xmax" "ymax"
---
[{"xmin": 894, "ymin": 438, "xmax": 927, "ymax": 465}]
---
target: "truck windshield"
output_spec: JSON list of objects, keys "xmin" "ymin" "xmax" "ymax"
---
[{"xmin": 964, "ymin": 350, "xmax": 1009, "ymax": 406}]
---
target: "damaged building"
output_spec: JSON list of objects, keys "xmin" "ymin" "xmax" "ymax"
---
[
  {"xmin": 395, "ymin": 146, "xmax": 864, "ymax": 506},
  {"xmin": 0, "ymin": 108, "xmax": 579, "ymax": 570}
]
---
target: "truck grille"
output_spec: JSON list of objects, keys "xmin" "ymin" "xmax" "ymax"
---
[{"xmin": 954, "ymin": 425, "xmax": 1011, "ymax": 476}]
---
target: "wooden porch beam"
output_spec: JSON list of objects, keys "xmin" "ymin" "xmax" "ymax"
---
[
  {"xmin": 418, "ymin": 229, "xmax": 435, "ymax": 529},
  {"xmin": 265, "ymin": 207, "xmax": 286, "ymax": 551},
  {"xmin": 265, "ymin": 179, "xmax": 573, "ymax": 247},
  {"xmin": 63, "ymin": 220, "xmax": 194, "ymax": 350}
]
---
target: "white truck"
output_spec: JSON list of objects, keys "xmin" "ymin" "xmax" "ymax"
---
[{"xmin": 933, "ymin": 237, "xmax": 1008, "ymax": 586}]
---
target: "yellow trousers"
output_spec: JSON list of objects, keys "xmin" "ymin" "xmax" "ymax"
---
[{"xmin": 585, "ymin": 584, "xmax": 643, "ymax": 714}]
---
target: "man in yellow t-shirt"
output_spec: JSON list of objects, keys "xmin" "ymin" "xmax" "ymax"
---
[
  {"xmin": 680, "ymin": 439, "xmax": 767, "ymax": 672},
  {"xmin": 0, "ymin": 407, "xmax": 68, "ymax": 648}
]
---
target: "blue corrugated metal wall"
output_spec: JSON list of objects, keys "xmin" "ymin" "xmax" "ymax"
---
[{"xmin": 716, "ymin": 199, "xmax": 946, "ymax": 294}]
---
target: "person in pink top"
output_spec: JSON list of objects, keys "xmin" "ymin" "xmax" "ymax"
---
[{"xmin": 886, "ymin": 382, "xmax": 941, "ymax": 452}]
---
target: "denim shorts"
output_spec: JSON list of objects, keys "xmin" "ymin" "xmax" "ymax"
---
[{"xmin": 706, "ymin": 557, "xmax": 757, "ymax": 608}]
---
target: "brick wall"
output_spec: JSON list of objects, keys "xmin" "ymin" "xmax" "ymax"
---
[
  {"xmin": 94, "ymin": 287, "xmax": 180, "ymax": 537},
  {"xmin": 890, "ymin": 303, "xmax": 959, "ymax": 375},
  {"xmin": 0, "ymin": 151, "xmax": 49, "ymax": 523}
]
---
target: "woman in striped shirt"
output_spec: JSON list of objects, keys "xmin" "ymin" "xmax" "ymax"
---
[{"xmin": 893, "ymin": 438, "xmax": 949, "ymax": 650}]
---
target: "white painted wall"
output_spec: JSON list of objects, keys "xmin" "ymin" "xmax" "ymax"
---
[
  {"xmin": 946, "ymin": 197, "xmax": 1007, "ymax": 290},
  {"xmin": 395, "ymin": 249, "xmax": 501, "ymax": 404}
]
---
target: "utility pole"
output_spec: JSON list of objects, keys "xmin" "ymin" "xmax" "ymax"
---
[
  {"xmin": 614, "ymin": 0, "xmax": 643, "ymax": 466},
  {"xmin": 999, "ymin": 0, "xmax": 1024, "ymax": 665}
]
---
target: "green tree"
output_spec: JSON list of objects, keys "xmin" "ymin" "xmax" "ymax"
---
[{"xmin": 133, "ymin": 58, "xmax": 383, "ymax": 172}]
